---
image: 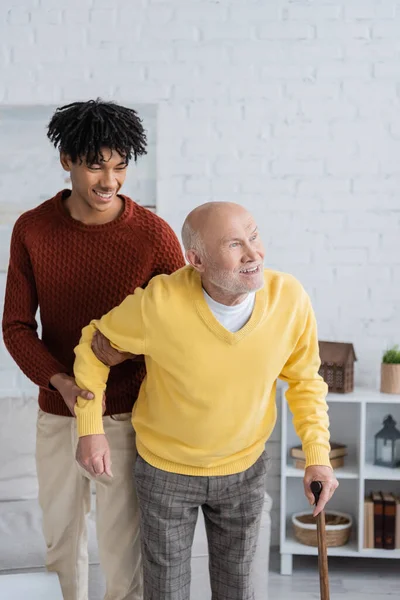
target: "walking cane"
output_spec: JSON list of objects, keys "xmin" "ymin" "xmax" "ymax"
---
[{"xmin": 310, "ymin": 480, "xmax": 330, "ymax": 600}]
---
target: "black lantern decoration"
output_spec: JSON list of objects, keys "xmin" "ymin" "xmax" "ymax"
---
[{"xmin": 374, "ymin": 415, "xmax": 400, "ymax": 468}]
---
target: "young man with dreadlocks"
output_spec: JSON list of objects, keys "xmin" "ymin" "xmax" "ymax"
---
[{"xmin": 2, "ymin": 99, "xmax": 185, "ymax": 600}]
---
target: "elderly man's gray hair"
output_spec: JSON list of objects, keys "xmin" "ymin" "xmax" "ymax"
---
[{"xmin": 181, "ymin": 218, "xmax": 205, "ymax": 255}]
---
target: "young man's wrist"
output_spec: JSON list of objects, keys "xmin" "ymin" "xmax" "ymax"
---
[{"xmin": 49, "ymin": 372, "xmax": 69, "ymax": 391}]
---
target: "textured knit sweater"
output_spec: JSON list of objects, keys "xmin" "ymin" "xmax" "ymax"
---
[
  {"xmin": 74, "ymin": 266, "xmax": 331, "ymax": 475},
  {"xmin": 2, "ymin": 190, "xmax": 185, "ymax": 417}
]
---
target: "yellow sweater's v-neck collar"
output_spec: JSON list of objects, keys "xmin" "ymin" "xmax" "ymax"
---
[{"xmin": 190, "ymin": 269, "xmax": 267, "ymax": 345}]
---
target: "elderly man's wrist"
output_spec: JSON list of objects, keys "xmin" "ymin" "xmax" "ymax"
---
[
  {"xmin": 304, "ymin": 444, "xmax": 332, "ymax": 468},
  {"xmin": 75, "ymin": 405, "xmax": 105, "ymax": 437}
]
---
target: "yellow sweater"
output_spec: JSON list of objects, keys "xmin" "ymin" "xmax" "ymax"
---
[{"xmin": 74, "ymin": 266, "xmax": 331, "ymax": 475}]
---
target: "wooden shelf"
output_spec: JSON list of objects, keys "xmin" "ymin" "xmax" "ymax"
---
[
  {"xmin": 281, "ymin": 537, "xmax": 400, "ymax": 560},
  {"xmin": 281, "ymin": 536, "xmax": 359, "ymax": 557},
  {"xmin": 279, "ymin": 385, "xmax": 400, "ymax": 575},
  {"xmin": 363, "ymin": 463, "xmax": 400, "ymax": 481},
  {"xmin": 360, "ymin": 548, "xmax": 400, "ymax": 559},
  {"xmin": 285, "ymin": 462, "xmax": 359, "ymax": 480},
  {"xmin": 327, "ymin": 388, "xmax": 400, "ymax": 404}
]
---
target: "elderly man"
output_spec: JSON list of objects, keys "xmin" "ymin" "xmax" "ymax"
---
[{"xmin": 74, "ymin": 202, "xmax": 338, "ymax": 600}]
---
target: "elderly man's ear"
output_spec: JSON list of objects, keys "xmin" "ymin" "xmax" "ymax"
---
[{"xmin": 185, "ymin": 250, "xmax": 205, "ymax": 272}]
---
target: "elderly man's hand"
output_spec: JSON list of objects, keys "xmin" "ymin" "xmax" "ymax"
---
[
  {"xmin": 303, "ymin": 465, "xmax": 339, "ymax": 516},
  {"xmin": 76, "ymin": 434, "xmax": 112, "ymax": 478},
  {"xmin": 91, "ymin": 331, "xmax": 136, "ymax": 367}
]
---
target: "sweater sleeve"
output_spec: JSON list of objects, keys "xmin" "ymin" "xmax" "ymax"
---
[
  {"xmin": 2, "ymin": 219, "xmax": 68, "ymax": 389},
  {"xmin": 74, "ymin": 287, "xmax": 146, "ymax": 437},
  {"xmin": 151, "ymin": 218, "xmax": 186, "ymax": 277},
  {"xmin": 279, "ymin": 295, "xmax": 331, "ymax": 469}
]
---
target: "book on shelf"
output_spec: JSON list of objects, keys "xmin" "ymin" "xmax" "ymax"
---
[
  {"xmin": 293, "ymin": 455, "xmax": 345, "ymax": 470},
  {"xmin": 290, "ymin": 442, "xmax": 347, "ymax": 461},
  {"xmin": 371, "ymin": 492, "xmax": 384, "ymax": 549},
  {"xmin": 363, "ymin": 497, "xmax": 374, "ymax": 549},
  {"xmin": 382, "ymin": 492, "xmax": 396, "ymax": 550},
  {"xmin": 365, "ymin": 492, "xmax": 400, "ymax": 550}
]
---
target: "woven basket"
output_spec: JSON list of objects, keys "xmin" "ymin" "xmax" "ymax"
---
[{"xmin": 292, "ymin": 511, "xmax": 352, "ymax": 547}]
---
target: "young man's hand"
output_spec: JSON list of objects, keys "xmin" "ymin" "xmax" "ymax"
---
[
  {"xmin": 76, "ymin": 434, "xmax": 112, "ymax": 478},
  {"xmin": 50, "ymin": 373, "xmax": 94, "ymax": 416},
  {"xmin": 303, "ymin": 465, "xmax": 339, "ymax": 516},
  {"xmin": 91, "ymin": 331, "xmax": 136, "ymax": 366}
]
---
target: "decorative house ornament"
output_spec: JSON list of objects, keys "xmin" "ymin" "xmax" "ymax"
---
[
  {"xmin": 374, "ymin": 415, "xmax": 400, "ymax": 468},
  {"xmin": 318, "ymin": 341, "xmax": 357, "ymax": 394}
]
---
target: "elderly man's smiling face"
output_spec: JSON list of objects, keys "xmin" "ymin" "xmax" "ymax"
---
[{"xmin": 184, "ymin": 203, "xmax": 265, "ymax": 305}]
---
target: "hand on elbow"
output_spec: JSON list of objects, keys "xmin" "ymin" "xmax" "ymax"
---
[
  {"xmin": 49, "ymin": 373, "xmax": 94, "ymax": 416},
  {"xmin": 91, "ymin": 331, "xmax": 136, "ymax": 366}
]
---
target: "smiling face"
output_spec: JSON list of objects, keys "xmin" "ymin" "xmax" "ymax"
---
[
  {"xmin": 185, "ymin": 203, "xmax": 265, "ymax": 305},
  {"xmin": 60, "ymin": 147, "xmax": 128, "ymax": 221}
]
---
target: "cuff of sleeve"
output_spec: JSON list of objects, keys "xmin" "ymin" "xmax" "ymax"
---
[
  {"xmin": 304, "ymin": 445, "xmax": 332, "ymax": 469},
  {"xmin": 75, "ymin": 404, "xmax": 105, "ymax": 437}
]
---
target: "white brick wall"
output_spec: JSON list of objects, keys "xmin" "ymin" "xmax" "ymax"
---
[{"xmin": 1, "ymin": 0, "xmax": 400, "ymax": 545}]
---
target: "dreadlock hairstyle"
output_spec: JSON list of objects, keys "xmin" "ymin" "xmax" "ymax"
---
[{"xmin": 47, "ymin": 99, "xmax": 147, "ymax": 165}]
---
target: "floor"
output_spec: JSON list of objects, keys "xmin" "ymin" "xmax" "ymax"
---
[
  {"xmin": 87, "ymin": 549, "xmax": 399, "ymax": 599},
  {"xmin": 267, "ymin": 553, "xmax": 399, "ymax": 599}
]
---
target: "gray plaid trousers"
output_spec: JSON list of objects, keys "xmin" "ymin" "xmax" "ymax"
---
[{"xmin": 134, "ymin": 451, "xmax": 269, "ymax": 600}]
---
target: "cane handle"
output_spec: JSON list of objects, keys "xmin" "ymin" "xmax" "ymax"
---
[{"xmin": 311, "ymin": 480, "xmax": 323, "ymax": 505}]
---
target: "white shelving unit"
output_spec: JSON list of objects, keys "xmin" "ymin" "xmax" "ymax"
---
[{"xmin": 279, "ymin": 386, "xmax": 400, "ymax": 575}]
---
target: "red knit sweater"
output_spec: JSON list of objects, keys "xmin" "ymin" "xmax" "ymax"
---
[{"xmin": 2, "ymin": 190, "xmax": 185, "ymax": 417}]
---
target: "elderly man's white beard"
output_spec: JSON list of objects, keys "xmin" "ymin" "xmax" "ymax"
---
[{"xmin": 205, "ymin": 265, "xmax": 264, "ymax": 296}]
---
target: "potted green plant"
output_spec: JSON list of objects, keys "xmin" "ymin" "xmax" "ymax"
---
[{"xmin": 381, "ymin": 345, "xmax": 400, "ymax": 394}]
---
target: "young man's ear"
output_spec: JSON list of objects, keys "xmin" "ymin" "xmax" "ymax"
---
[
  {"xmin": 185, "ymin": 249, "xmax": 205, "ymax": 273},
  {"xmin": 60, "ymin": 152, "xmax": 73, "ymax": 172}
]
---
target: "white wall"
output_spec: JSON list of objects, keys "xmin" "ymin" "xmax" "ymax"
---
[{"xmin": 1, "ymin": 0, "xmax": 400, "ymax": 545}]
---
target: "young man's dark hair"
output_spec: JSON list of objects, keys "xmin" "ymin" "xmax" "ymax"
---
[
  {"xmin": 47, "ymin": 99, "xmax": 147, "ymax": 164},
  {"xmin": 2, "ymin": 99, "xmax": 185, "ymax": 600}
]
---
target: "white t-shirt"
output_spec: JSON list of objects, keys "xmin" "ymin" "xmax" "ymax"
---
[{"xmin": 203, "ymin": 289, "xmax": 256, "ymax": 333}]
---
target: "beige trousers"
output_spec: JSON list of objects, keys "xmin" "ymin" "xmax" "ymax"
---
[{"xmin": 36, "ymin": 409, "xmax": 142, "ymax": 600}]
